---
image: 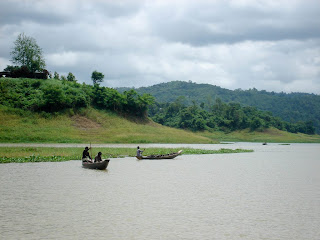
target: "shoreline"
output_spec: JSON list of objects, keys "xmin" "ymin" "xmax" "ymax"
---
[{"xmin": 0, "ymin": 141, "xmax": 318, "ymax": 148}]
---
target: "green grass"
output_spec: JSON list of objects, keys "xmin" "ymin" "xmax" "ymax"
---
[
  {"xmin": 0, "ymin": 106, "xmax": 214, "ymax": 144},
  {"xmin": 1, "ymin": 105, "xmax": 319, "ymax": 144},
  {"xmin": 0, "ymin": 147, "xmax": 253, "ymax": 163},
  {"xmin": 201, "ymin": 128, "xmax": 320, "ymax": 143}
]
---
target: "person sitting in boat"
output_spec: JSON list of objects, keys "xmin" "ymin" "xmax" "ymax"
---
[
  {"xmin": 82, "ymin": 147, "xmax": 92, "ymax": 163},
  {"xmin": 136, "ymin": 146, "xmax": 143, "ymax": 158},
  {"xmin": 94, "ymin": 152, "xmax": 103, "ymax": 162}
]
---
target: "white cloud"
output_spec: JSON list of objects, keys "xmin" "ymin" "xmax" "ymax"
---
[
  {"xmin": 47, "ymin": 52, "xmax": 79, "ymax": 67},
  {"xmin": 0, "ymin": 57, "xmax": 11, "ymax": 71}
]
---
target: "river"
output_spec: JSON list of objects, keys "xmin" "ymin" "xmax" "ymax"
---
[{"xmin": 0, "ymin": 143, "xmax": 319, "ymax": 239}]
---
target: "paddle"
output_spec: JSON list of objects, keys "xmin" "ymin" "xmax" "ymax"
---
[
  {"xmin": 138, "ymin": 148, "xmax": 146, "ymax": 158},
  {"xmin": 90, "ymin": 142, "xmax": 93, "ymax": 162}
]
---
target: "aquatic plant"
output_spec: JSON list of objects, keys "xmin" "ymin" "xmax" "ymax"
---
[{"xmin": 0, "ymin": 147, "xmax": 253, "ymax": 163}]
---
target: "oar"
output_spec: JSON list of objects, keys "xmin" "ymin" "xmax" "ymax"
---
[
  {"xmin": 138, "ymin": 148, "xmax": 146, "ymax": 156},
  {"xmin": 90, "ymin": 142, "xmax": 93, "ymax": 161}
]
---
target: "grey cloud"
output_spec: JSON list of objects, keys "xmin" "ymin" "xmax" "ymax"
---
[
  {"xmin": 147, "ymin": 0, "xmax": 320, "ymax": 45},
  {"xmin": 0, "ymin": 1, "xmax": 71, "ymax": 25},
  {"xmin": 92, "ymin": 1, "xmax": 143, "ymax": 18},
  {"xmin": 0, "ymin": 0, "xmax": 142, "ymax": 26},
  {"xmin": 0, "ymin": 0, "xmax": 319, "ymax": 94},
  {"xmin": 0, "ymin": 1, "xmax": 144, "ymax": 54}
]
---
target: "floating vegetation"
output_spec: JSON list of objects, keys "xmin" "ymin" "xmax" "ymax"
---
[
  {"xmin": 0, "ymin": 155, "xmax": 70, "ymax": 163},
  {"xmin": 0, "ymin": 147, "xmax": 253, "ymax": 163},
  {"xmin": 179, "ymin": 148, "xmax": 253, "ymax": 155}
]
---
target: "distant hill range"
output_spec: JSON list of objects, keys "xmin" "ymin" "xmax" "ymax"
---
[{"xmin": 118, "ymin": 81, "xmax": 320, "ymax": 133}]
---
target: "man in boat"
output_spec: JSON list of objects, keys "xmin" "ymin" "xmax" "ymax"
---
[
  {"xmin": 94, "ymin": 152, "xmax": 103, "ymax": 162},
  {"xmin": 82, "ymin": 147, "xmax": 92, "ymax": 163},
  {"xmin": 136, "ymin": 146, "xmax": 144, "ymax": 158}
]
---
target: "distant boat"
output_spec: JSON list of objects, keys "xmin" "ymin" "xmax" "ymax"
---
[
  {"xmin": 262, "ymin": 142, "xmax": 267, "ymax": 145},
  {"xmin": 136, "ymin": 150, "xmax": 183, "ymax": 160},
  {"xmin": 82, "ymin": 160, "xmax": 110, "ymax": 170}
]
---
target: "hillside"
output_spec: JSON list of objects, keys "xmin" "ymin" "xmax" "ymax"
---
[
  {"xmin": 118, "ymin": 81, "xmax": 320, "ymax": 133},
  {"xmin": 1, "ymin": 78, "xmax": 319, "ymax": 143},
  {"xmin": 0, "ymin": 106, "xmax": 213, "ymax": 143},
  {"xmin": 1, "ymin": 106, "xmax": 319, "ymax": 143}
]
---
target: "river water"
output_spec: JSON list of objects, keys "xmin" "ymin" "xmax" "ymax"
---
[{"xmin": 0, "ymin": 143, "xmax": 319, "ymax": 240}]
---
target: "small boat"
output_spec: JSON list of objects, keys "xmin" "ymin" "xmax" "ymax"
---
[
  {"xmin": 136, "ymin": 150, "xmax": 183, "ymax": 160},
  {"xmin": 82, "ymin": 159, "xmax": 110, "ymax": 170}
]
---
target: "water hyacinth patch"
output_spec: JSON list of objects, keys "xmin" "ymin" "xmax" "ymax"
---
[
  {"xmin": 0, "ymin": 155, "xmax": 70, "ymax": 163},
  {"xmin": 0, "ymin": 147, "xmax": 253, "ymax": 163}
]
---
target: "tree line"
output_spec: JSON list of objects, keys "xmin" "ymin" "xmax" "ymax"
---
[
  {"xmin": 149, "ymin": 97, "xmax": 315, "ymax": 134},
  {"xmin": 0, "ymin": 78, "xmax": 154, "ymax": 117},
  {"xmin": 120, "ymin": 81, "xmax": 320, "ymax": 134},
  {"xmin": 0, "ymin": 77, "xmax": 314, "ymax": 134}
]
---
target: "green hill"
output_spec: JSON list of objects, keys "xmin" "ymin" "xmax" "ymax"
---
[
  {"xmin": 1, "ymin": 105, "xmax": 319, "ymax": 143},
  {"xmin": 1, "ymin": 78, "xmax": 319, "ymax": 143},
  {"xmin": 118, "ymin": 81, "xmax": 320, "ymax": 133}
]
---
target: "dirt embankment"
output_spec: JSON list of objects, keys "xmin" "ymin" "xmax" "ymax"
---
[{"xmin": 71, "ymin": 115, "xmax": 101, "ymax": 130}]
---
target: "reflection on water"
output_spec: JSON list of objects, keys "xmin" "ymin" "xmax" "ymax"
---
[{"xmin": 0, "ymin": 143, "xmax": 319, "ymax": 240}]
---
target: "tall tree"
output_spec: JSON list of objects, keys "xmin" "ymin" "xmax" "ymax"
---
[
  {"xmin": 91, "ymin": 70, "xmax": 104, "ymax": 85},
  {"xmin": 10, "ymin": 33, "xmax": 46, "ymax": 73}
]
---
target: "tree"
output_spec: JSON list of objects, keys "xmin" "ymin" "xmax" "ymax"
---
[
  {"xmin": 53, "ymin": 71, "xmax": 60, "ymax": 80},
  {"xmin": 41, "ymin": 84, "xmax": 66, "ymax": 112},
  {"xmin": 250, "ymin": 117, "xmax": 263, "ymax": 131},
  {"xmin": 10, "ymin": 33, "xmax": 46, "ymax": 73},
  {"xmin": 91, "ymin": 70, "xmax": 104, "ymax": 85},
  {"xmin": 67, "ymin": 72, "xmax": 76, "ymax": 82}
]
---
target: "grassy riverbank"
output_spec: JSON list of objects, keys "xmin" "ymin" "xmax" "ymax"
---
[
  {"xmin": 0, "ymin": 106, "xmax": 213, "ymax": 144},
  {"xmin": 201, "ymin": 128, "xmax": 320, "ymax": 143},
  {"xmin": 1, "ymin": 106, "xmax": 319, "ymax": 144},
  {"xmin": 0, "ymin": 147, "xmax": 253, "ymax": 163}
]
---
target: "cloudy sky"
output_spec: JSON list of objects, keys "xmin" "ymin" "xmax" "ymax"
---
[{"xmin": 0, "ymin": 0, "xmax": 319, "ymax": 94}]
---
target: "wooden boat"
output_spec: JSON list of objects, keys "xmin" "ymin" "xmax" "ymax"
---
[
  {"xmin": 82, "ymin": 159, "xmax": 110, "ymax": 170},
  {"xmin": 136, "ymin": 150, "xmax": 182, "ymax": 160}
]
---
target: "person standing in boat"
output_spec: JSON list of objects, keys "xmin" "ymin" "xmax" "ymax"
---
[
  {"xmin": 94, "ymin": 152, "xmax": 103, "ymax": 162},
  {"xmin": 136, "ymin": 146, "xmax": 144, "ymax": 158},
  {"xmin": 82, "ymin": 147, "xmax": 92, "ymax": 162}
]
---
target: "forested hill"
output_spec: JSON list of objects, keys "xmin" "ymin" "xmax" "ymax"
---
[
  {"xmin": 0, "ymin": 78, "xmax": 154, "ymax": 118},
  {"xmin": 118, "ymin": 81, "xmax": 320, "ymax": 133}
]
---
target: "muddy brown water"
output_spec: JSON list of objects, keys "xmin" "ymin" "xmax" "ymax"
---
[{"xmin": 1, "ymin": 143, "xmax": 319, "ymax": 239}]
